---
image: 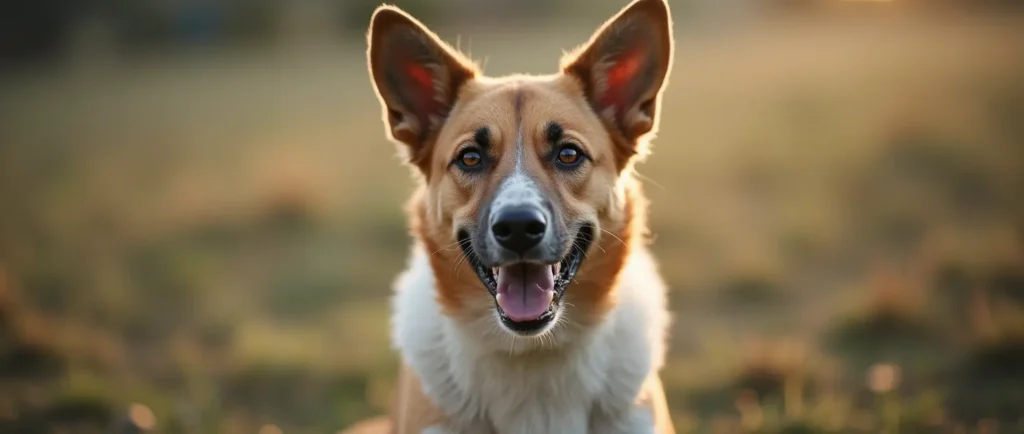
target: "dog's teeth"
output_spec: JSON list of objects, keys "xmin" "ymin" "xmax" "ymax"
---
[
  {"xmin": 493, "ymin": 267, "xmax": 500, "ymax": 276},
  {"xmin": 552, "ymin": 263, "xmax": 560, "ymax": 275}
]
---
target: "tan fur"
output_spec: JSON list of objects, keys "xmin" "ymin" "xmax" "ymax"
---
[
  {"xmin": 338, "ymin": 364, "xmax": 447, "ymax": 434},
  {"xmin": 339, "ymin": 416, "xmax": 391, "ymax": 434},
  {"xmin": 390, "ymin": 364, "xmax": 448, "ymax": 433},
  {"xmin": 349, "ymin": 1, "xmax": 676, "ymax": 432},
  {"xmin": 413, "ymin": 77, "xmax": 644, "ymax": 319},
  {"xmin": 638, "ymin": 376, "xmax": 676, "ymax": 434}
]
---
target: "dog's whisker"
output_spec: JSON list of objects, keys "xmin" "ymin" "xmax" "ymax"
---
[
  {"xmin": 444, "ymin": 239, "xmax": 467, "ymax": 249},
  {"xmin": 573, "ymin": 235, "xmax": 601, "ymax": 257},
  {"xmin": 452, "ymin": 251, "xmax": 471, "ymax": 277},
  {"xmin": 633, "ymin": 169, "xmax": 666, "ymax": 191},
  {"xmin": 452, "ymin": 241, "xmax": 474, "ymax": 272},
  {"xmin": 430, "ymin": 239, "xmax": 466, "ymax": 257},
  {"xmin": 598, "ymin": 227, "xmax": 628, "ymax": 249},
  {"xmin": 430, "ymin": 246, "xmax": 461, "ymax": 258},
  {"xmin": 452, "ymin": 237, "xmax": 481, "ymax": 279},
  {"xmin": 571, "ymin": 237, "xmax": 604, "ymax": 259},
  {"xmin": 537, "ymin": 331, "xmax": 549, "ymax": 349},
  {"xmin": 451, "ymin": 252, "xmax": 463, "ymax": 271},
  {"xmin": 575, "ymin": 230, "xmax": 607, "ymax": 255},
  {"xmin": 448, "ymin": 237, "xmax": 471, "ymax": 261}
]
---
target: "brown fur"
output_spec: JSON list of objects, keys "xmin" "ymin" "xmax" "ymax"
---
[
  {"xmin": 409, "ymin": 77, "xmax": 649, "ymax": 319},
  {"xmin": 346, "ymin": 0, "xmax": 676, "ymax": 432}
]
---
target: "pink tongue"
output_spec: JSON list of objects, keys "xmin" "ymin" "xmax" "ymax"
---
[{"xmin": 496, "ymin": 264, "xmax": 555, "ymax": 322}]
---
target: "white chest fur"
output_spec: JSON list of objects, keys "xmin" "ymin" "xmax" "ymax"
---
[{"xmin": 391, "ymin": 246, "xmax": 670, "ymax": 434}]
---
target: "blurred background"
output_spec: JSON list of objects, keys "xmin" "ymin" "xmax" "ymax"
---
[{"xmin": 1, "ymin": 0, "xmax": 1023, "ymax": 433}]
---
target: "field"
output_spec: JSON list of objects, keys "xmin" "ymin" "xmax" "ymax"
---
[{"xmin": 1, "ymin": 5, "xmax": 1023, "ymax": 433}]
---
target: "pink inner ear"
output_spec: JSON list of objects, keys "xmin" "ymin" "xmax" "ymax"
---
[
  {"xmin": 405, "ymin": 62, "xmax": 434, "ymax": 90},
  {"xmin": 404, "ymin": 61, "xmax": 438, "ymax": 116},
  {"xmin": 600, "ymin": 49, "xmax": 642, "ymax": 112}
]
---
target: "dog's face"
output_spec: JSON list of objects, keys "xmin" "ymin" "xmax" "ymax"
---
[{"xmin": 368, "ymin": 0, "xmax": 672, "ymax": 339}]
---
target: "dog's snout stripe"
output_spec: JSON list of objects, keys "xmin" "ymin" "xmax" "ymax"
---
[
  {"xmin": 489, "ymin": 86, "xmax": 545, "ymax": 214},
  {"xmin": 491, "ymin": 172, "xmax": 542, "ymax": 212}
]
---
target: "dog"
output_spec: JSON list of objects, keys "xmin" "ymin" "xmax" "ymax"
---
[{"xmin": 350, "ymin": 0, "xmax": 676, "ymax": 432}]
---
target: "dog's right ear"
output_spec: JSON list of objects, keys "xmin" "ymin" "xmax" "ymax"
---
[{"xmin": 367, "ymin": 6, "xmax": 476, "ymax": 169}]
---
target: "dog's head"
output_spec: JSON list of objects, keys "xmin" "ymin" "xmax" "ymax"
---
[{"xmin": 367, "ymin": 0, "xmax": 672, "ymax": 341}]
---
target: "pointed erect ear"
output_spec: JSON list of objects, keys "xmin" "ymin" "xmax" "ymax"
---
[
  {"xmin": 562, "ymin": 0, "xmax": 673, "ymax": 145},
  {"xmin": 367, "ymin": 6, "xmax": 476, "ymax": 168}
]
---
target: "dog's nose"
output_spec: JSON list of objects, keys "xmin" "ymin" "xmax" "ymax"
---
[{"xmin": 491, "ymin": 206, "xmax": 547, "ymax": 255}]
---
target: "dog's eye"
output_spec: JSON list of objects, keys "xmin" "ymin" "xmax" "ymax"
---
[
  {"xmin": 555, "ymin": 144, "xmax": 584, "ymax": 168},
  {"xmin": 456, "ymin": 148, "xmax": 484, "ymax": 170}
]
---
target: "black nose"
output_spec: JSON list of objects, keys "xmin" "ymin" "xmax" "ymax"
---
[{"xmin": 491, "ymin": 207, "xmax": 547, "ymax": 255}]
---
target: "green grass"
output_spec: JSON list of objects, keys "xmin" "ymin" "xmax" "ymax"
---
[{"xmin": 1, "ymin": 10, "xmax": 1024, "ymax": 434}]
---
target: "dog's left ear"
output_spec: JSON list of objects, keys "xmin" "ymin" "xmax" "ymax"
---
[{"xmin": 563, "ymin": 0, "xmax": 673, "ymax": 146}]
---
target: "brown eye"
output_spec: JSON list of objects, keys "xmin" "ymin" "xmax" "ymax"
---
[
  {"xmin": 456, "ymin": 149, "xmax": 483, "ymax": 170},
  {"xmin": 555, "ymin": 144, "xmax": 584, "ymax": 168}
]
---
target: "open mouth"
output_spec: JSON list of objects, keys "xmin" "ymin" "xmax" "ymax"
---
[{"xmin": 458, "ymin": 224, "xmax": 594, "ymax": 333}]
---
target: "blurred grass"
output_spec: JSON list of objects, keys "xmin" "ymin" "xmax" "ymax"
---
[{"xmin": 1, "ymin": 5, "xmax": 1024, "ymax": 434}]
